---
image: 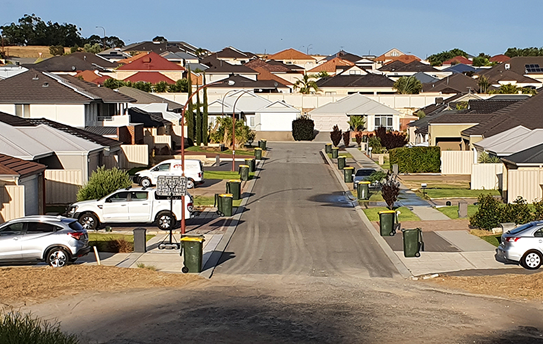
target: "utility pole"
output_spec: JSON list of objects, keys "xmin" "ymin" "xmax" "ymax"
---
[{"xmin": 96, "ymin": 26, "xmax": 106, "ymax": 50}]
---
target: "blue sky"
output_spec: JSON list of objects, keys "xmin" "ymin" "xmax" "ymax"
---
[{"xmin": 2, "ymin": 0, "xmax": 542, "ymax": 58}]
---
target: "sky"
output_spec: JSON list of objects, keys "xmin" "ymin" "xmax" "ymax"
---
[{"xmin": 2, "ymin": 0, "xmax": 543, "ymax": 59}]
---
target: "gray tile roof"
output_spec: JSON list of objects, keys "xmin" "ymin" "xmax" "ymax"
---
[
  {"xmin": 316, "ymin": 74, "xmax": 394, "ymax": 88},
  {"xmin": 116, "ymin": 86, "xmax": 183, "ymax": 111},
  {"xmin": 422, "ymin": 73, "xmax": 479, "ymax": 94},
  {"xmin": 502, "ymin": 142, "xmax": 543, "ymax": 165},
  {"xmin": 24, "ymin": 52, "xmax": 119, "ymax": 72}
]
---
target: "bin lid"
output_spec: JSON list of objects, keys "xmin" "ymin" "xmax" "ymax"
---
[
  {"xmin": 344, "ymin": 166, "xmax": 354, "ymax": 170},
  {"xmin": 338, "ymin": 156, "xmax": 346, "ymax": 159},
  {"xmin": 229, "ymin": 179, "xmax": 241, "ymax": 182},
  {"xmin": 332, "ymin": 147, "xmax": 339, "ymax": 149},
  {"xmin": 325, "ymin": 143, "xmax": 332, "ymax": 146},
  {"xmin": 359, "ymin": 181, "xmax": 371, "ymax": 184},
  {"xmin": 239, "ymin": 165, "xmax": 249, "ymax": 168},
  {"xmin": 181, "ymin": 236, "xmax": 205, "ymax": 242},
  {"xmin": 379, "ymin": 210, "xmax": 397, "ymax": 214},
  {"xmin": 255, "ymin": 147, "xmax": 262, "ymax": 150},
  {"xmin": 219, "ymin": 193, "xmax": 233, "ymax": 197}
]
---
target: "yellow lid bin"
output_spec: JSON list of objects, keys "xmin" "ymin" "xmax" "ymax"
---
[
  {"xmin": 379, "ymin": 210, "xmax": 397, "ymax": 214},
  {"xmin": 219, "ymin": 194, "xmax": 233, "ymax": 198},
  {"xmin": 359, "ymin": 181, "xmax": 371, "ymax": 184}
]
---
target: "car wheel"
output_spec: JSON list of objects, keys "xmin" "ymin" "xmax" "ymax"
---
[
  {"xmin": 156, "ymin": 211, "xmax": 176, "ymax": 230},
  {"xmin": 521, "ymin": 250, "xmax": 542, "ymax": 269},
  {"xmin": 78, "ymin": 213, "xmax": 99, "ymax": 230},
  {"xmin": 46, "ymin": 248, "xmax": 69, "ymax": 268},
  {"xmin": 141, "ymin": 177, "xmax": 152, "ymax": 188},
  {"xmin": 187, "ymin": 178, "xmax": 195, "ymax": 189}
]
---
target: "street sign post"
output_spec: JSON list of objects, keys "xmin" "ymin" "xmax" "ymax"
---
[{"xmin": 156, "ymin": 176, "xmax": 187, "ymax": 249}]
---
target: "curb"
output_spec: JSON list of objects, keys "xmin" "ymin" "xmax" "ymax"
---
[
  {"xmin": 199, "ymin": 157, "xmax": 265, "ymax": 278},
  {"xmin": 321, "ymin": 149, "xmax": 412, "ymax": 279}
]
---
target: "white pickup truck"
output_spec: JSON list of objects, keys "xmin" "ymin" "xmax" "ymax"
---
[{"xmin": 67, "ymin": 187, "xmax": 194, "ymax": 230}]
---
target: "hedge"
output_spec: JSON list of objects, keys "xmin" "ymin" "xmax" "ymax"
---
[
  {"xmin": 389, "ymin": 146, "xmax": 441, "ymax": 173},
  {"xmin": 292, "ymin": 117, "xmax": 315, "ymax": 141}
]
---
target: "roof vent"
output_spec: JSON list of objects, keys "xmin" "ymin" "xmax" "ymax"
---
[
  {"xmin": 42, "ymin": 82, "xmax": 49, "ymax": 87},
  {"xmin": 32, "ymin": 74, "xmax": 39, "ymax": 80},
  {"xmin": 72, "ymin": 66, "xmax": 76, "ymax": 71},
  {"xmin": 505, "ymin": 63, "xmax": 510, "ymax": 70}
]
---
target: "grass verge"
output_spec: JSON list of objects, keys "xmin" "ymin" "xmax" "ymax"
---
[
  {"xmin": 204, "ymin": 171, "xmax": 255, "ymax": 180},
  {"xmin": 436, "ymin": 205, "xmax": 479, "ymax": 219},
  {"xmin": 193, "ymin": 195, "xmax": 242, "ymax": 207},
  {"xmin": 470, "ymin": 229, "xmax": 501, "ymax": 247},
  {"xmin": 362, "ymin": 207, "xmax": 420, "ymax": 222},
  {"xmin": 186, "ymin": 146, "xmax": 255, "ymax": 156},
  {"xmin": 417, "ymin": 189, "xmax": 500, "ymax": 199},
  {"xmin": 0, "ymin": 310, "xmax": 79, "ymax": 344},
  {"xmin": 327, "ymin": 152, "xmax": 354, "ymax": 159},
  {"xmin": 88, "ymin": 233, "xmax": 155, "ymax": 253}
]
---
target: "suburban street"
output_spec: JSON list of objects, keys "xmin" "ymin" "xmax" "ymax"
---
[{"xmin": 215, "ymin": 142, "xmax": 398, "ymax": 278}]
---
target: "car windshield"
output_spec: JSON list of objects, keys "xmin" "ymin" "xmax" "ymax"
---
[
  {"xmin": 508, "ymin": 222, "xmax": 539, "ymax": 235},
  {"xmin": 355, "ymin": 170, "xmax": 374, "ymax": 176}
]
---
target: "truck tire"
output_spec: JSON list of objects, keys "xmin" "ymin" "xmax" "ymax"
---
[
  {"xmin": 140, "ymin": 177, "xmax": 152, "ymax": 188},
  {"xmin": 187, "ymin": 178, "xmax": 195, "ymax": 189},
  {"xmin": 156, "ymin": 211, "xmax": 176, "ymax": 230},
  {"xmin": 78, "ymin": 212, "xmax": 99, "ymax": 230}
]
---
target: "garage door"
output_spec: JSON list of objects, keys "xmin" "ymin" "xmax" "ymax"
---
[
  {"xmin": 20, "ymin": 175, "xmax": 39, "ymax": 216},
  {"xmin": 311, "ymin": 114, "xmax": 350, "ymax": 132}
]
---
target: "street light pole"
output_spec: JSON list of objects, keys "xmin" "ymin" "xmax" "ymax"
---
[
  {"xmin": 231, "ymin": 90, "xmax": 252, "ymax": 172},
  {"xmin": 95, "ymin": 26, "xmax": 106, "ymax": 50}
]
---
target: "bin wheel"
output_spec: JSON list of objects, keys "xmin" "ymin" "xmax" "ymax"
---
[
  {"xmin": 415, "ymin": 252, "xmax": 420, "ymax": 257},
  {"xmin": 182, "ymin": 266, "xmax": 189, "ymax": 273},
  {"xmin": 389, "ymin": 231, "xmax": 395, "ymax": 236}
]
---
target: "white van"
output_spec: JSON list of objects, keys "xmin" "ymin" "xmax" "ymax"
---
[{"xmin": 134, "ymin": 159, "xmax": 204, "ymax": 189}]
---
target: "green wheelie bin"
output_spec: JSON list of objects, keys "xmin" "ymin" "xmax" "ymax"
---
[
  {"xmin": 403, "ymin": 228, "xmax": 424, "ymax": 257},
  {"xmin": 325, "ymin": 143, "xmax": 332, "ymax": 153},
  {"xmin": 337, "ymin": 156, "xmax": 346, "ymax": 170},
  {"xmin": 238, "ymin": 165, "xmax": 250, "ymax": 181},
  {"xmin": 331, "ymin": 147, "xmax": 339, "ymax": 159},
  {"xmin": 180, "ymin": 235, "xmax": 205, "ymax": 273},
  {"xmin": 244, "ymin": 158, "xmax": 255, "ymax": 172},
  {"xmin": 259, "ymin": 139, "xmax": 267, "ymax": 150},
  {"xmin": 226, "ymin": 179, "xmax": 241, "ymax": 200},
  {"xmin": 215, "ymin": 193, "xmax": 233, "ymax": 216},
  {"xmin": 357, "ymin": 181, "xmax": 370, "ymax": 200},
  {"xmin": 254, "ymin": 147, "xmax": 263, "ymax": 160},
  {"xmin": 343, "ymin": 166, "xmax": 354, "ymax": 183},
  {"xmin": 379, "ymin": 210, "xmax": 397, "ymax": 236}
]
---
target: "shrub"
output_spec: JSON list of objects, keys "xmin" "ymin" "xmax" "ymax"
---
[
  {"xmin": 478, "ymin": 151, "xmax": 501, "ymax": 163},
  {"xmin": 389, "ymin": 146, "xmax": 441, "ymax": 173},
  {"xmin": 0, "ymin": 310, "xmax": 79, "ymax": 344},
  {"xmin": 368, "ymin": 170, "xmax": 387, "ymax": 184},
  {"xmin": 534, "ymin": 199, "xmax": 543, "ymax": 221},
  {"xmin": 469, "ymin": 194, "xmax": 503, "ymax": 230},
  {"xmin": 342, "ymin": 131, "xmax": 351, "ymax": 147},
  {"xmin": 355, "ymin": 132, "xmax": 363, "ymax": 147},
  {"xmin": 374, "ymin": 127, "xmax": 408, "ymax": 150},
  {"xmin": 49, "ymin": 45, "xmax": 64, "ymax": 56},
  {"xmin": 77, "ymin": 166, "xmax": 132, "ymax": 201},
  {"xmin": 330, "ymin": 125, "xmax": 342, "ymax": 146},
  {"xmin": 381, "ymin": 171, "xmax": 400, "ymax": 209},
  {"xmin": 368, "ymin": 135, "xmax": 384, "ymax": 154},
  {"xmin": 501, "ymin": 197, "xmax": 533, "ymax": 224},
  {"xmin": 291, "ymin": 117, "xmax": 315, "ymax": 141}
]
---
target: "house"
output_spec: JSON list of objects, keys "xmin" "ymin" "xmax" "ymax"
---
[
  {"xmin": 96, "ymin": 48, "xmax": 131, "ymax": 62},
  {"xmin": 374, "ymin": 49, "xmax": 421, "ymax": 66},
  {"xmin": 73, "ymin": 70, "xmax": 111, "ymax": 85},
  {"xmin": 210, "ymin": 47, "xmax": 256, "ymax": 65},
  {"xmin": 160, "ymin": 51, "xmax": 199, "ymax": 67},
  {"xmin": 481, "ymin": 70, "xmax": 542, "ymax": 90},
  {"xmin": 308, "ymin": 93, "xmax": 402, "ymax": 132},
  {"xmin": 442, "ymin": 64, "xmax": 477, "ymax": 75},
  {"xmin": 323, "ymin": 51, "xmax": 377, "ymax": 70},
  {"xmin": 268, "ymin": 48, "xmax": 317, "ymax": 70},
  {"xmin": 489, "ymin": 54, "xmax": 511, "ymax": 64},
  {"xmin": 0, "ymin": 153, "xmax": 46, "ymax": 222},
  {"xmin": 501, "ymin": 143, "xmax": 543, "ymax": 203},
  {"xmin": 412, "ymin": 72, "xmax": 439, "ymax": 84},
  {"xmin": 315, "ymin": 73, "xmax": 396, "ymax": 95},
  {"xmin": 478, "ymin": 56, "xmax": 543, "ymax": 83},
  {"xmin": 378, "ymin": 60, "xmax": 450, "ymax": 80},
  {"xmin": 206, "ymin": 74, "xmax": 290, "ymax": 93},
  {"xmin": 422, "ymin": 73, "xmax": 480, "ymax": 94},
  {"xmin": 442, "ymin": 56, "xmax": 472, "ymax": 67},
  {"xmin": 0, "ymin": 69, "xmax": 135, "ymax": 127},
  {"xmin": 24, "ymin": 52, "xmax": 119, "ymax": 74},
  {"xmin": 120, "ymin": 40, "xmax": 199, "ymax": 55},
  {"xmin": 308, "ymin": 57, "xmax": 354, "ymax": 76},
  {"xmin": 207, "ymin": 91, "xmax": 300, "ymax": 141},
  {"xmin": 474, "ymin": 126, "xmax": 543, "ymax": 158},
  {"xmin": 114, "ymin": 51, "xmax": 185, "ymax": 82},
  {"xmin": 245, "ymin": 59, "xmax": 303, "ymax": 85},
  {"xmin": 123, "ymin": 71, "xmax": 176, "ymax": 84},
  {"xmin": 200, "ymin": 57, "xmax": 259, "ymax": 84}
]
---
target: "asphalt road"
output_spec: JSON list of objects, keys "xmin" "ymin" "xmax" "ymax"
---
[{"xmin": 215, "ymin": 142, "xmax": 398, "ymax": 278}]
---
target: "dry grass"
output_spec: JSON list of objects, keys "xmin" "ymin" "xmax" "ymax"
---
[
  {"xmin": 426, "ymin": 272, "xmax": 543, "ymax": 301},
  {"xmin": 398, "ymin": 175, "xmax": 471, "ymax": 190},
  {"xmin": 4, "ymin": 46, "xmax": 71, "ymax": 58},
  {"xmin": 0, "ymin": 265, "xmax": 202, "ymax": 306}
]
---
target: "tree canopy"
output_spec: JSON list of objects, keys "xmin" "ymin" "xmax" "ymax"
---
[
  {"xmin": 294, "ymin": 73, "xmax": 319, "ymax": 94},
  {"xmin": 393, "ymin": 76, "xmax": 422, "ymax": 94},
  {"xmin": 427, "ymin": 48, "xmax": 468, "ymax": 66},
  {"xmin": 504, "ymin": 47, "xmax": 543, "ymax": 58}
]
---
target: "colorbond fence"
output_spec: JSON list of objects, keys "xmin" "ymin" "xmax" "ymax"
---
[
  {"xmin": 471, "ymin": 163, "xmax": 503, "ymax": 190},
  {"xmin": 0, "ymin": 185, "xmax": 25, "ymax": 223},
  {"xmin": 441, "ymin": 151, "xmax": 473, "ymax": 175},
  {"xmin": 507, "ymin": 169, "xmax": 543, "ymax": 203},
  {"xmin": 45, "ymin": 170, "xmax": 82, "ymax": 204}
]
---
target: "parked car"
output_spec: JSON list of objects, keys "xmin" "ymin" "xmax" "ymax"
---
[
  {"xmin": 353, "ymin": 168, "xmax": 377, "ymax": 189},
  {"xmin": 67, "ymin": 187, "xmax": 194, "ymax": 230},
  {"xmin": 0, "ymin": 215, "xmax": 90, "ymax": 267},
  {"xmin": 496, "ymin": 221, "xmax": 543, "ymax": 269},
  {"xmin": 134, "ymin": 159, "xmax": 204, "ymax": 189}
]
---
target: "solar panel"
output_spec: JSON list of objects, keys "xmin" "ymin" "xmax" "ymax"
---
[{"xmin": 525, "ymin": 64, "xmax": 543, "ymax": 73}]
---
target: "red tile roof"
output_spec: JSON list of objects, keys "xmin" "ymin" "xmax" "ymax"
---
[
  {"xmin": 117, "ymin": 52, "xmax": 148, "ymax": 64},
  {"xmin": 92, "ymin": 75, "xmax": 112, "ymax": 86},
  {"xmin": 117, "ymin": 52, "xmax": 185, "ymax": 71},
  {"xmin": 74, "ymin": 70, "xmax": 102, "ymax": 83},
  {"xmin": 268, "ymin": 48, "xmax": 315, "ymax": 61},
  {"xmin": 249, "ymin": 66, "xmax": 292, "ymax": 86},
  {"xmin": 443, "ymin": 56, "xmax": 472, "ymax": 65},
  {"xmin": 123, "ymin": 72, "xmax": 176, "ymax": 84},
  {"xmin": 308, "ymin": 57, "xmax": 354, "ymax": 73},
  {"xmin": 489, "ymin": 54, "xmax": 511, "ymax": 63},
  {"xmin": 0, "ymin": 153, "xmax": 46, "ymax": 178},
  {"xmin": 375, "ymin": 54, "xmax": 421, "ymax": 63}
]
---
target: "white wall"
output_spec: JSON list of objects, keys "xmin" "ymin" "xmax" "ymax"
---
[
  {"xmin": 30, "ymin": 104, "xmax": 86, "ymax": 127},
  {"xmin": 0, "ymin": 104, "xmax": 15, "ymax": 114},
  {"xmin": 260, "ymin": 112, "xmax": 298, "ymax": 131}
]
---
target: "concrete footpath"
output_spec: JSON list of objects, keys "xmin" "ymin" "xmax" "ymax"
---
[{"xmin": 326, "ymin": 147, "xmax": 520, "ymax": 277}]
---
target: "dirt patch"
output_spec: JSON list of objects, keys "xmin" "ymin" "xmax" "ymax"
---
[
  {"xmin": 424, "ymin": 271, "xmax": 543, "ymax": 301},
  {"xmin": 0, "ymin": 265, "xmax": 202, "ymax": 306}
]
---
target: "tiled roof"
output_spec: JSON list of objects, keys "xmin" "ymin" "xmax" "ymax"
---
[
  {"xmin": 117, "ymin": 52, "xmax": 185, "ymax": 71},
  {"xmin": 374, "ymin": 54, "xmax": 420, "ymax": 63},
  {"xmin": 443, "ymin": 56, "xmax": 472, "ymax": 65},
  {"xmin": 380, "ymin": 60, "xmax": 438, "ymax": 73},
  {"xmin": 326, "ymin": 51, "xmax": 363, "ymax": 63},
  {"xmin": 207, "ymin": 74, "xmax": 289, "ymax": 90},
  {"xmin": 266, "ymin": 60, "xmax": 305, "ymax": 71},
  {"xmin": 268, "ymin": 48, "xmax": 315, "ymax": 61},
  {"xmin": 59, "ymin": 75, "xmax": 136, "ymax": 103},
  {"xmin": 74, "ymin": 70, "xmax": 102, "ymax": 82},
  {"xmin": 489, "ymin": 54, "xmax": 511, "ymax": 63},
  {"xmin": 487, "ymin": 70, "xmax": 541, "ymax": 84},
  {"xmin": 316, "ymin": 74, "xmax": 394, "ymax": 88},
  {"xmin": 245, "ymin": 59, "xmax": 291, "ymax": 73},
  {"xmin": 128, "ymin": 107, "xmax": 169, "ymax": 127},
  {"xmin": 479, "ymin": 56, "xmax": 543, "ymax": 77},
  {"xmin": 0, "ymin": 153, "xmax": 46, "ymax": 177},
  {"xmin": 201, "ymin": 57, "xmax": 257, "ymax": 74},
  {"xmin": 24, "ymin": 52, "xmax": 119, "ymax": 72},
  {"xmin": 422, "ymin": 73, "xmax": 479, "ymax": 94},
  {"xmin": 118, "ymin": 52, "xmax": 148, "ymax": 64},
  {"xmin": 247, "ymin": 66, "xmax": 292, "ymax": 86},
  {"xmin": 308, "ymin": 57, "xmax": 354, "ymax": 73},
  {"xmin": 466, "ymin": 99, "xmax": 522, "ymax": 114},
  {"xmin": 443, "ymin": 64, "xmax": 476, "ymax": 74},
  {"xmin": 213, "ymin": 47, "xmax": 253, "ymax": 59},
  {"xmin": 429, "ymin": 113, "xmax": 492, "ymax": 124},
  {"xmin": 123, "ymin": 72, "xmax": 176, "ymax": 84}
]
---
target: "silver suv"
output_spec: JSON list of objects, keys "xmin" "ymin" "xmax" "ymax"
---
[{"xmin": 0, "ymin": 215, "xmax": 90, "ymax": 267}]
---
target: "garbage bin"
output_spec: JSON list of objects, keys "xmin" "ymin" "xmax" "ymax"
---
[
  {"xmin": 357, "ymin": 181, "xmax": 370, "ymax": 200},
  {"xmin": 133, "ymin": 228, "xmax": 147, "ymax": 253},
  {"xmin": 238, "ymin": 165, "xmax": 250, "ymax": 181},
  {"xmin": 244, "ymin": 158, "xmax": 255, "ymax": 172},
  {"xmin": 259, "ymin": 139, "xmax": 267, "ymax": 151},
  {"xmin": 254, "ymin": 147, "xmax": 263, "ymax": 160},
  {"xmin": 338, "ymin": 156, "xmax": 346, "ymax": 170},
  {"xmin": 403, "ymin": 228, "xmax": 424, "ymax": 258},
  {"xmin": 226, "ymin": 179, "xmax": 241, "ymax": 200},
  {"xmin": 325, "ymin": 143, "xmax": 332, "ymax": 154},
  {"xmin": 214, "ymin": 193, "xmax": 233, "ymax": 216},
  {"xmin": 379, "ymin": 210, "xmax": 397, "ymax": 236},
  {"xmin": 343, "ymin": 166, "xmax": 354, "ymax": 183},
  {"xmin": 331, "ymin": 147, "xmax": 339, "ymax": 159},
  {"xmin": 180, "ymin": 235, "xmax": 205, "ymax": 273}
]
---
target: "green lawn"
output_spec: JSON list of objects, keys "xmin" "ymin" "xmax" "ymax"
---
[
  {"xmin": 327, "ymin": 153, "xmax": 354, "ymax": 159},
  {"xmin": 479, "ymin": 235, "xmax": 501, "ymax": 247},
  {"xmin": 88, "ymin": 233, "xmax": 155, "ymax": 252},
  {"xmin": 193, "ymin": 195, "xmax": 242, "ymax": 207},
  {"xmin": 351, "ymin": 190, "xmax": 384, "ymax": 202},
  {"xmin": 186, "ymin": 146, "xmax": 255, "ymax": 156},
  {"xmin": 363, "ymin": 207, "xmax": 420, "ymax": 222},
  {"xmin": 204, "ymin": 171, "xmax": 255, "ymax": 180},
  {"xmin": 418, "ymin": 189, "xmax": 500, "ymax": 199},
  {"xmin": 436, "ymin": 205, "xmax": 479, "ymax": 219}
]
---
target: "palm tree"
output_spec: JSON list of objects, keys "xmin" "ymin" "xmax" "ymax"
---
[
  {"xmin": 478, "ymin": 75, "xmax": 490, "ymax": 93},
  {"xmin": 347, "ymin": 115, "xmax": 365, "ymax": 131},
  {"xmin": 294, "ymin": 73, "xmax": 319, "ymax": 94},
  {"xmin": 393, "ymin": 76, "xmax": 422, "ymax": 94}
]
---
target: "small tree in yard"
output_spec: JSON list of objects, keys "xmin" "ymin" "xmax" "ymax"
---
[
  {"xmin": 342, "ymin": 131, "xmax": 351, "ymax": 147},
  {"xmin": 77, "ymin": 166, "xmax": 132, "ymax": 201},
  {"xmin": 381, "ymin": 171, "xmax": 400, "ymax": 210},
  {"xmin": 355, "ymin": 132, "xmax": 363, "ymax": 147},
  {"xmin": 469, "ymin": 194, "xmax": 502, "ymax": 230},
  {"xmin": 330, "ymin": 125, "xmax": 342, "ymax": 146},
  {"xmin": 374, "ymin": 127, "xmax": 407, "ymax": 150}
]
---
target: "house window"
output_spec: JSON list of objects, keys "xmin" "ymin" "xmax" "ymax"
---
[
  {"xmin": 349, "ymin": 70, "xmax": 361, "ymax": 75},
  {"xmin": 374, "ymin": 115, "xmax": 394, "ymax": 130},
  {"xmin": 249, "ymin": 117, "xmax": 255, "ymax": 126}
]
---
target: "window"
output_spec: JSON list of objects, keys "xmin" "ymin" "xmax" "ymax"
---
[
  {"xmin": 26, "ymin": 222, "xmax": 59, "ymax": 233},
  {"xmin": 131, "ymin": 191, "xmax": 148, "ymax": 201},
  {"xmin": 107, "ymin": 192, "xmax": 130, "ymax": 203},
  {"xmin": 153, "ymin": 163, "xmax": 170, "ymax": 172},
  {"xmin": 534, "ymin": 228, "xmax": 543, "ymax": 237},
  {"xmin": 0, "ymin": 223, "xmax": 24, "ymax": 235},
  {"xmin": 374, "ymin": 115, "xmax": 394, "ymax": 130},
  {"xmin": 249, "ymin": 117, "xmax": 255, "ymax": 126}
]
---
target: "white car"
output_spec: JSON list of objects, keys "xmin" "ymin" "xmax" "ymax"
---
[
  {"xmin": 497, "ymin": 221, "xmax": 543, "ymax": 269},
  {"xmin": 68, "ymin": 187, "xmax": 194, "ymax": 230},
  {"xmin": 134, "ymin": 159, "xmax": 204, "ymax": 189}
]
